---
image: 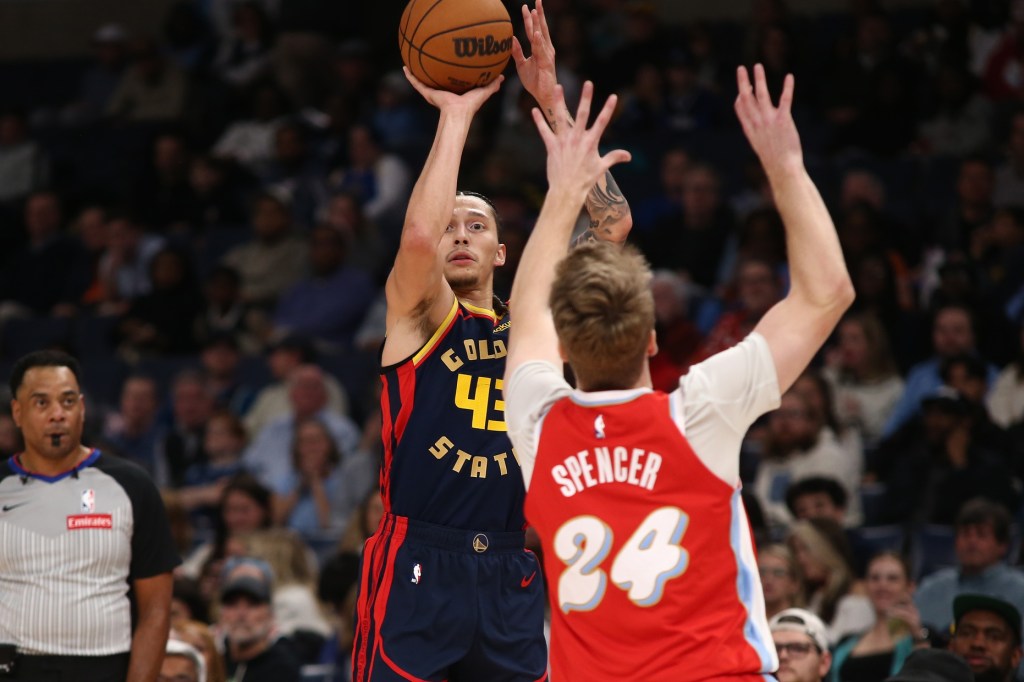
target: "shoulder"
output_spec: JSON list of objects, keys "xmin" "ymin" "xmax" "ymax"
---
[
  {"xmin": 916, "ymin": 567, "xmax": 958, "ymax": 592},
  {"xmin": 92, "ymin": 451, "xmax": 157, "ymax": 489}
]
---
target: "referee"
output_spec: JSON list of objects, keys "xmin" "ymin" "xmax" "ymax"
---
[{"xmin": 0, "ymin": 350, "xmax": 180, "ymax": 681}]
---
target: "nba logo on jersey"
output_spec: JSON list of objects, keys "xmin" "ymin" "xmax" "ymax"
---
[
  {"xmin": 81, "ymin": 489, "xmax": 95, "ymax": 513},
  {"xmin": 411, "ymin": 564, "xmax": 422, "ymax": 584},
  {"xmin": 594, "ymin": 414, "xmax": 606, "ymax": 439}
]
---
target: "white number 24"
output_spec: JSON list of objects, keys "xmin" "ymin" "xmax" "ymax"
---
[{"xmin": 552, "ymin": 506, "xmax": 690, "ymax": 613}]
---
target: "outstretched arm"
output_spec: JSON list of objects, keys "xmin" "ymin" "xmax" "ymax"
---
[
  {"xmin": 383, "ymin": 70, "xmax": 503, "ymax": 361},
  {"xmin": 739, "ymin": 64, "xmax": 855, "ymax": 392},
  {"xmin": 513, "ymin": 0, "xmax": 631, "ymax": 243},
  {"xmin": 505, "ymin": 82, "xmax": 631, "ymax": 375}
]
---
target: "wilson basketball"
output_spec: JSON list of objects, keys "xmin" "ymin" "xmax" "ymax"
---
[{"xmin": 398, "ymin": 0, "xmax": 513, "ymax": 94}]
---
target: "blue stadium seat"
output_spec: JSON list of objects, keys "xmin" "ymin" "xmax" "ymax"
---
[
  {"xmin": 859, "ymin": 482, "xmax": 889, "ymax": 527},
  {"xmin": 849, "ymin": 524, "xmax": 906, "ymax": 559},
  {"xmin": 913, "ymin": 524, "xmax": 958, "ymax": 581}
]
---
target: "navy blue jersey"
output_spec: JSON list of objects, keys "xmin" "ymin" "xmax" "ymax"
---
[{"xmin": 380, "ymin": 297, "xmax": 523, "ymax": 531}]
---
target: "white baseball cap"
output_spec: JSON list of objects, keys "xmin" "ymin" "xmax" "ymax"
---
[{"xmin": 769, "ymin": 608, "xmax": 830, "ymax": 652}]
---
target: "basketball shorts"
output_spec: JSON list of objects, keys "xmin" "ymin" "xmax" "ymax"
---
[{"xmin": 352, "ymin": 513, "xmax": 548, "ymax": 682}]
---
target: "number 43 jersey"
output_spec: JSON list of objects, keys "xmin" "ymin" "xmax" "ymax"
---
[
  {"xmin": 380, "ymin": 297, "xmax": 524, "ymax": 531},
  {"xmin": 508, "ymin": 333, "xmax": 782, "ymax": 682}
]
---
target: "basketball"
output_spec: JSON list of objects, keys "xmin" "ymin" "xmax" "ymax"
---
[{"xmin": 398, "ymin": 0, "xmax": 513, "ymax": 94}]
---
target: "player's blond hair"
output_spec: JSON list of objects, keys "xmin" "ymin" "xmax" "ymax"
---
[{"xmin": 550, "ymin": 242, "xmax": 654, "ymax": 390}]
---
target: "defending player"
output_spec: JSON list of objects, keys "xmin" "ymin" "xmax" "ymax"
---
[
  {"xmin": 351, "ymin": 3, "xmax": 631, "ymax": 679},
  {"xmin": 504, "ymin": 67, "xmax": 855, "ymax": 681}
]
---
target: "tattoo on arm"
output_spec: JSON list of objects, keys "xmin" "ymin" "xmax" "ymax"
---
[{"xmin": 584, "ymin": 171, "xmax": 628, "ymax": 240}]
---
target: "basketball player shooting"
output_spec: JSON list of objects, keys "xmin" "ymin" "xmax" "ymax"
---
[
  {"xmin": 504, "ymin": 65, "xmax": 855, "ymax": 681},
  {"xmin": 350, "ymin": 3, "xmax": 632, "ymax": 680}
]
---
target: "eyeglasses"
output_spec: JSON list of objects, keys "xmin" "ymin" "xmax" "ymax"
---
[{"xmin": 775, "ymin": 642, "xmax": 817, "ymax": 657}]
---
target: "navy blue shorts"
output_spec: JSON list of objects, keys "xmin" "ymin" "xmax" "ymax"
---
[{"xmin": 352, "ymin": 513, "xmax": 548, "ymax": 682}]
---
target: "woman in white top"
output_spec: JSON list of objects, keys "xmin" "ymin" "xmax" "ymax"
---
[{"xmin": 987, "ymin": 320, "xmax": 1024, "ymax": 428}]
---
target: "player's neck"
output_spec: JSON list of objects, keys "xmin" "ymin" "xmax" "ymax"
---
[
  {"xmin": 19, "ymin": 445, "xmax": 91, "ymax": 477},
  {"xmin": 453, "ymin": 284, "xmax": 496, "ymax": 313},
  {"xmin": 576, "ymin": 363, "xmax": 653, "ymax": 393}
]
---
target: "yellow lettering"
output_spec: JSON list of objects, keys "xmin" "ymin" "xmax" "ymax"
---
[
  {"xmin": 492, "ymin": 339, "xmax": 506, "ymax": 358},
  {"xmin": 510, "ymin": 447, "xmax": 521, "ymax": 466},
  {"xmin": 471, "ymin": 456, "xmax": 488, "ymax": 478},
  {"xmin": 453, "ymin": 449, "xmax": 472, "ymax": 473},
  {"xmin": 441, "ymin": 349, "xmax": 464, "ymax": 372},
  {"xmin": 455, "ymin": 374, "xmax": 492, "ymax": 429},
  {"xmin": 493, "ymin": 452, "xmax": 508, "ymax": 475},
  {"xmin": 488, "ymin": 377, "xmax": 506, "ymax": 431},
  {"xmin": 429, "ymin": 436, "xmax": 454, "ymax": 460},
  {"xmin": 463, "ymin": 339, "xmax": 478, "ymax": 360}
]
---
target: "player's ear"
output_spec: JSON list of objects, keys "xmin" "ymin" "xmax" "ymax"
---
[
  {"xmin": 494, "ymin": 243, "xmax": 507, "ymax": 267},
  {"xmin": 9, "ymin": 399, "xmax": 20, "ymax": 428},
  {"xmin": 647, "ymin": 329, "xmax": 658, "ymax": 357}
]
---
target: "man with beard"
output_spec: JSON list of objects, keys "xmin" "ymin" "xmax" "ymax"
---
[
  {"xmin": 218, "ymin": 557, "xmax": 300, "ymax": 681},
  {"xmin": 948, "ymin": 594, "xmax": 1022, "ymax": 682},
  {"xmin": 770, "ymin": 609, "xmax": 832, "ymax": 682}
]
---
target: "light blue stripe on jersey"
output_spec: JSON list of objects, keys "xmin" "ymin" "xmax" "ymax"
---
[{"xmin": 731, "ymin": 488, "xmax": 779, "ymax": 672}]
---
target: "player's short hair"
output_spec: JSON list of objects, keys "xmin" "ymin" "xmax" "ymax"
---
[
  {"xmin": 9, "ymin": 350, "xmax": 82, "ymax": 398},
  {"xmin": 550, "ymin": 242, "xmax": 654, "ymax": 390},
  {"xmin": 784, "ymin": 476, "xmax": 848, "ymax": 516}
]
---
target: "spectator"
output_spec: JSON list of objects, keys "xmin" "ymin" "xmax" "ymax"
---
[
  {"xmin": 947, "ymin": 593, "xmax": 1022, "ymax": 682},
  {"xmin": 933, "ymin": 155, "xmax": 996, "ymax": 253},
  {"xmin": 159, "ymin": 369, "xmax": 215, "ymax": 488},
  {"xmin": 647, "ymin": 269, "xmax": 702, "ymax": 391},
  {"xmin": 106, "ymin": 37, "xmax": 189, "ymax": 123},
  {"xmin": 211, "ymin": 0, "xmax": 274, "ymax": 92},
  {"xmin": 130, "ymin": 132, "xmax": 194, "ymax": 232},
  {"xmin": 101, "ymin": 374, "xmax": 165, "ymax": 474},
  {"xmin": 96, "ymin": 213, "xmax": 166, "ymax": 315},
  {"xmin": 872, "ymin": 386, "xmax": 1019, "ymax": 525},
  {"xmin": 830, "ymin": 552, "xmax": 926, "ymax": 682},
  {"xmin": 640, "ymin": 162, "xmax": 736, "ymax": 288},
  {"xmin": 883, "ymin": 650, "xmax": 973, "ymax": 682},
  {"xmin": 180, "ymin": 473, "xmax": 272, "ymax": 591},
  {"xmin": 162, "ymin": 639, "xmax": 207, "ymax": 682},
  {"xmin": 180, "ymin": 155, "xmax": 248, "ymax": 231},
  {"xmin": 213, "ymin": 83, "xmax": 288, "ymax": 171},
  {"xmin": 116, "ymin": 246, "xmax": 205, "ymax": 357},
  {"xmin": 752, "ymin": 390, "xmax": 854, "ymax": 531},
  {"xmin": 242, "ymin": 364, "xmax": 359, "ymax": 490},
  {"xmin": 271, "ymin": 224, "xmax": 376, "ymax": 351},
  {"xmin": 688, "ymin": 256, "xmax": 784, "ymax": 366},
  {"xmin": 173, "ymin": 620, "xmax": 227, "ymax": 682},
  {"xmin": 0, "ymin": 190, "xmax": 81, "ymax": 318},
  {"xmin": 785, "ymin": 476, "xmax": 848, "ymax": 526},
  {"xmin": 256, "ymin": 121, "xmax": 327, "ymax": 229},
  {"xmin": 787, "ymin": 518, "xmax": 873, "ymax": 645},
  {"xmin": 881, "ymin": 303, "xmax": 996, "ymax": 439},
  {"xmin": 194, "ymin": 265, "xmax": 262, "ymax": 354},
  {"xmin": 177, "ymin": 409, "xmax": 248, "ymax": 525},
  {"xmin": 823, "ymin": 312, "xmax": 906, "ymax": 450},
  {"xmin": 630, "ymin": 146, "xmax": 691, "ymax": 233},
  {"xmin": 770, "ymin": 608, "xmax": 833, "ymax": 682},
  {"xmin": 217, "ymin": 556, "xmax": 302, "ymax": 681},
  {"xmin": 221, "ymin": 193, "xmax": 308, "ymax": 309},
  {"xmin": 60, "ymin": 204, "xmax": 112, "ymax": 313},
  {"xmin": 915, "ymin": 498, "xmax": 1024, "ymax": 637},
  {"xmin": 321, "ymin": 190, "xmax": 389, "ymax": 283},
  {"xmin": 760, "ymin": 544, "xmax": 807, "ymax": 621},
  {"xmin": 58, "ymin": 23, "xmax": 130, "ymax": 126},
  {"xmin": 915, "ymin": 60, "xmax": 993, "ymax": 157},
  {"xmin": 243, "ymin": 334, "xmax": 349, "ymax": 437},
  {"xmin": 270, "ymin": 417, "xmax": 375, "ymax": 540},
  {"xmin": 328, "ymin": 123, "xmax": 411, "ymax": 233},
  {"xmin": 0, "ymin": 110, "xmax": 48, "ymax": 204},
  {"xmin": 240, "ymin": 528, "xmax": 332, "ymax": 663},
  {"xmin": 199, "ymin": 332, "xmax": 257, "ymax": 416}
]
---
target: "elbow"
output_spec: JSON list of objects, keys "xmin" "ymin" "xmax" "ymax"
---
[{"xmin": 400, "ymin": 221, "xmax": 441, "ymax": 255}]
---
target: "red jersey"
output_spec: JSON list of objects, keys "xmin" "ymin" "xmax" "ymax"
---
[{"xmin": 510, "ymin": 335, "xmax": 780, "ymax": 682}]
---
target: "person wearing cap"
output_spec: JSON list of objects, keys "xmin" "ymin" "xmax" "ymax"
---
[
  {"xmin": 914, "ymin": 498, "xmax": 1024, "ymax": 639},
  {"xmin": 161, "ymin": 639, "xmax": 207, "ymax": 682},
  {"xmin": 883, "ymin": 649, "xmax": 974, "ymax": 682},
  {"xmin": 770, "ymin": 609, "xmax": 833, "ymax": 682},
  {"xmin": 948, "ymin": 594, "xmax": 1023, "ymax": 682},
  {"xmin": 217, "ymin": 557, "xmax": 301, "ymax": 681}
]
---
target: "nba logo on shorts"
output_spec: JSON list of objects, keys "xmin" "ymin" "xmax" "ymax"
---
[{"xmin": 81, "ymin": 489, "xmax": 95, "ymax": 513}]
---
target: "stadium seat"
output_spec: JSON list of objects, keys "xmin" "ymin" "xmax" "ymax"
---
[
  {"xmin": 859, "ymin": 482, "xmax": 889, "ymax": 527},
  {"xmin": 849, "ymin": 524, "xmax": 906, "ymax": 558},
  {"xmin": 913, "ymin": 524, "xmax": 958, "ymax": 581}
]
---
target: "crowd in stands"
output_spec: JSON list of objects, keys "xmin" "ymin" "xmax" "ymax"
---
[{"xmin": 2, "ymin": 0, "xmax": 1024, "ymax": 678}]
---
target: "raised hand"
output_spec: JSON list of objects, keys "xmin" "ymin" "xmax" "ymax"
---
[
  {"xmin": 512, "ymin": 0, "xmax": 559, "ymax": 110},
  {"xmin": 403, "ymin": 66, "xmax": 504, "ymax": 115},
  {"xmin": 531, "ymin": 81, "xmax": 631, "ymax": 202},
  {"xmin": 734, "ymin": 64, "xmax": 802, "ymax": 177}
]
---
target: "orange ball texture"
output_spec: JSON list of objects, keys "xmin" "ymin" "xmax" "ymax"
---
[{"xmin": 399, "ymin": 0, "xmax": 513, "ymax": 94}]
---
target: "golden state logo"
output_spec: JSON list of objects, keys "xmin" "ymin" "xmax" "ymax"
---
[{"xmin": 472, "ymin": 533, "xmax": 489, "ymax": 553}]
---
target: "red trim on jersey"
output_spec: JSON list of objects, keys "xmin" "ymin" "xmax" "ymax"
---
[
  {"xmin": 393, "ymin": 362, "xmax": 417, "ymax": 445},
  {"xmin": 370, "ymin": 517, "xmax": 408, "ymax": 679},
  {"xmin": 379, "ymin": 375, "xmax": 395, "ymax": 511}
]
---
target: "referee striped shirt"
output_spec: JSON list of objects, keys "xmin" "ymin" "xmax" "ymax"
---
[{"xmin": 0, "ymin": 449, "xmax": 179, "ymax": 655}]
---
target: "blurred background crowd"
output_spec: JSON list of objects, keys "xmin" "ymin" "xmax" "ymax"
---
[{"xmin": 1, "ymin": 0, "xmax": 1024, "ymax": 678}]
